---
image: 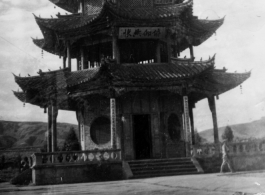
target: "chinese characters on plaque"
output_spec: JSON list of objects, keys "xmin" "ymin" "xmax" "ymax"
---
[
  {"xmin": 110, "ymin": 98, "xmax": 116, "ymax": 148},
  {"xmin": 119, "ymin": 27, "xmax": 166, "ymax": 39},
  {"xmin": 183, "ymin": 96, "xmax": 191, "ymax": 143}
]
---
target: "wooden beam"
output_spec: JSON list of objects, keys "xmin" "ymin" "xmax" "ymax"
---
[{"xmin": 82, "ymin": 37, "xmax": 112, "ymax": 46}]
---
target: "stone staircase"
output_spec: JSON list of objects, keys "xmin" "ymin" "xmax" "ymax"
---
[{"xmin": 128, "ymin": 158, "xmax": 200, "ymax": 179}]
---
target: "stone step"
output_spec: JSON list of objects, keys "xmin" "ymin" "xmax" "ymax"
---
[
  {"xmin": 127, "ymin": 158, "xmax": 199, "ymax": 179},
  {"xmin": 132, "ymin": 171, "xmax": 199, "ymax": 179},
  {"xmin": 130, "ymin": 164, "xmax": 195, "ymax": 170},
  {"xmin": 129, "ymin": 161, "xmax": 193, "ymax": 168},
  {"xmin": 132, "ymin": 167, "xmax": 198, "ymax": 175},
  {"xmin": 128, "ymin": 158, "xmax": 192, "ymax": 165}
]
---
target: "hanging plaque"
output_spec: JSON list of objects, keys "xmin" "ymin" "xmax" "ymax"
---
[{"xmin": 119, "ymin": 27, "xmax": 166, "ymax": 39}]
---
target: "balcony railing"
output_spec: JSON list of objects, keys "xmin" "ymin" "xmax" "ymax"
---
[
  {"xmin": 192, "ymin": 141, "xmax": 265, "ymax": 158},
  {"xmin": 31, "ymin": 149, "xmax": 122, "ymax": 166}
]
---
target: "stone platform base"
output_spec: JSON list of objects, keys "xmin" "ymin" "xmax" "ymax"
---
[{"xmin": 32, "ymin": 162, "xmax": 123, "ymax": 185}]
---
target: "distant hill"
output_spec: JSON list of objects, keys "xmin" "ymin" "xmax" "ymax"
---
[
  {"xmin": 200, "ymin": 117, "xmax": 265, "ymax": 143},
  {"xmin": 0, "ymin": 120, "xmax": 78, "ymax": 149},
  {"xmin": 1, "ymin": 117, "xmax": 265, "ymax": 148}
]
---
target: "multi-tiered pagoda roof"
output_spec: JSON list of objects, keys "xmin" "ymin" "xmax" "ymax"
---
[
  {"xmin": 33, "ymin": 0, "xmax": 224, "ymax": 57},
  {"xmin": 14, "ymin": 0, "xmax": 250, "ymax": 109}
]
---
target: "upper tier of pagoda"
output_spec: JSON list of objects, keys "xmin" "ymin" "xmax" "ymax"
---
[
  {"xmin": 49, "ymin": 0, "xmax": 188, "ymax": 14},
  {"xmin": 33, "ymin": 0, "xmax": 224, "ymax": 57}
]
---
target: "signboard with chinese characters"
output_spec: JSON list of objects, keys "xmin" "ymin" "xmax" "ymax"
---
[
  {"xmin": 110, "ymin": 98, "xmax": 116, "ymax": 149},
  {"xmin": 119, "ymin": 27, "xmax": 166, "ymax": 39},
  {"xmin": 183, "ymin": 96, "xmax": 191, "ymax": 143}
]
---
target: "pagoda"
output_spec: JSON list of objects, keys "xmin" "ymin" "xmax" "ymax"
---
[{"xmin": 13, "ymin": 0, "xmax": 250, "ymax": 184}]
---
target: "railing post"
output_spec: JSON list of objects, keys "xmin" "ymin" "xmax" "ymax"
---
[{"xmin": 31, "ymin": 153, "xmax": 42, "ymax": 166}]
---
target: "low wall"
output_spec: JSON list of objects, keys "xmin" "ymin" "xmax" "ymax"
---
[
  {"xmin": 197, "ymin": 154, "xmax": 265, "ymax": 173},
  {"xmin": 196, "ymin": 157, "xmax": 221, "ymax": 173},
  {"xmin": 0, "ymin": 147, "xmax": 41, "ymax": 169},
  {"xmin": 231, "ymin": 153, "xmax": 265, "ymax": 171},
  {"xmin": 33, "ymin": 162, "xmax": 123, "ymax": 185},
  {"xmin": 31, "ymin": 149, "xmax": 123, "ymax": 185},
  {"xmin": 193, "ymin": 141, "xmax": 265, "ymax": 173}
]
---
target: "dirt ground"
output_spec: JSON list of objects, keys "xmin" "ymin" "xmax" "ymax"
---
[{"xmin": 1, "ymin": 171, "xmax": 265, "ymax": 195}]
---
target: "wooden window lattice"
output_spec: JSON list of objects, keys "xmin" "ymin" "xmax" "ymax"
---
[
  {"xmin": 120, "ymin": 0, "xmax": 152, "ymax": 7},
  {"xmin": 155, "ymin": 0, "xmax": 173, "ymax": 4},
  {"xmin": 83, "ymin": 0, "xmax": 183, "ymax": 14},
  {"xmin": 84, "ymin": 0, "xmax": 103, "ymax": 15},
  {"xmin": 83, "ymin": 0, "xmax": 117, "ymax": 15}
]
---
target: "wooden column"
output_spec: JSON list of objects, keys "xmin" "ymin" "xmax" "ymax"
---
[
  {"xmin": 183, "ymin": 96, "xmax": 191, "ymax": 156},
  {"xmin": 82, "ymin": 1, "xmax": 84, "ymax": 14},
  {"xmin": 67, "ymin": 41, "xmax": 72, "ymax": 71},
  {"xmin": 156, "ymin": 40, "xmax": 161, "ymax": 63},
  {"xmin": 63, "ymin": 56, "xmax": 66, "ymax": 69},
  {"xmin": 76, "ymin": 111, "xmax": 81, "ymax": 143},
  {"xmin": 79, "ymin": 0, "xmax": 84, "ymax": 14},
  {"xmin": 51, "ymin": 104, "xmax": 58, "ymax": 153},
  {"xmin": 76, "ymin": 58, "xmax": 79, "ymax": 71},
  {"xmin": 112, "ymin": 28, "xmax": 120, "ymax": 64},
  {"xmin": 110, "ymin": 97, "xmax": 117, "ymax": 149},
  {"xmin": 189, "ymin": 105, "xmax": 195, "ymax": 145},
  {"xmin": 189, "ymin": 45, "xmax": 194, "ymax": 61},
  {"xmin": 80, "ymin": 47, "xmax": 85, "ymax": 70},
  {"xmin": 47, "ymin": 105, "xmax": 52, "ymax": 152},
  {"xmin": 208, "ymin": 96, "xmax": 219, "ymax": 143},
  {"xmin": 167, "ymin": 35, "xmax": 172, "ymax": 63},
  {"xmin": 174, "ymin": 44, "xmax": 178, "ymax": 58}
]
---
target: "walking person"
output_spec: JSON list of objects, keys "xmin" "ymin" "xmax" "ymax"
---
[{"xmin": 220, "ymin": 139, "xmax": 234, "ymax": 173}]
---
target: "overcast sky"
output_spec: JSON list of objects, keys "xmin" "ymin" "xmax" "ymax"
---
[{"xmin": 0, "ymin": 0, "xmax": 264, "ymax": 132}]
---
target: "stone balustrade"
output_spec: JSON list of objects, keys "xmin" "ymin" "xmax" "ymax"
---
[
  {"xmin": 192, "ymin": 143, "xmax": 220, "ymax": 158},
  {"xmin": 192, "ymin": 140, "xmax": 265, "ymax": 158},
  {"xmin": 229, "ymin": 141, "xmax": 265, "ymax": 156},
  {"xmin": 31, "ymin": 149, "xmax": 122, "ymax": 167}
]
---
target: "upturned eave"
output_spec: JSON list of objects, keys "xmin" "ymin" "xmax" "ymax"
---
[{"xmin": 49, "ymin": 0, "xmax": 79, "ymax": 13}]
